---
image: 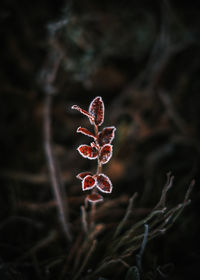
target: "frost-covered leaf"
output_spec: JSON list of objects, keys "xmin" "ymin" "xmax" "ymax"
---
[
  {"xmin": 96, "ymin": 173, "xmax": 113, "ymax": 193},
  {"xmin": 87, "ymin": 193, "xmax": 103, "ymax": 203},
  {"xmin": 89, "ymin": 96, "xmax": 104, "ymax": 126},
  {"xmin": 76, "ymin": 171, "xmax": 93, "ymax": 180},
  {"xmin": 99, "ymin": 144, "xmax": 113, "ymax": 164},
  {"xmin": 98, "ymin": 126, "xmax": 116, "ymax": 146},
  {"xmin": 77, "ymin": 145, "xmax": 98, "ymax": 159},
  {"xmin": 77, "ymin": 127, "xmax": 96, "ymax": 139},
  {"xmin": 71, "ymin": 105, "xmax": 94, "ymax": 122},
  {"xmin": 82, "ymin": 175, "xmax": 96, "ymax": 191}
]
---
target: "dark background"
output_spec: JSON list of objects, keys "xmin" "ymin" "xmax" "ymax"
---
[{"xmin": 0, "ymin": 0, "xmax": 200, "ymax": 279}]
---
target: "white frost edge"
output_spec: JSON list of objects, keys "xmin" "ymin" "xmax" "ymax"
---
[
  {"xmin": 77, "ymin": 127, "xmax": 96, "ymax": 139},
  {"xmin": 88, "ymin": 96, "xmax": 105, "ymax": 126},
  {"xmin": 77, "ymin": 145, "xmax": 98, "ymax": 160},
  {"xmin": 96, "ymin": 173, "xmax": 113, "ymax": 193},
  {"xmin": 82, "ymin": 175, "xmax": 96, "ymax": 191},
  {"xmin": 100, "ymin": 144, "xmax": 113, "ymax": 165}
]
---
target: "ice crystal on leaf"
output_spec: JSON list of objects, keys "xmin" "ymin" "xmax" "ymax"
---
[
  {"xmin": 82, "ymin": 175, "xmax": 96, "ymax": 191},
  {"xmin": 88, "ymin": 96, "xmax": 104, "ymax": 126},
  {"xmin": 72, "ymin": 96, "xmax": 116, "ymax": 203},
  {"xmin": 77, "ymin": 145, "xmax": 98, "ymax": 159},
  {"xmin": 96, "ymin": 173, "xmax": 113, "ymax": 193},
  {"xmin": 99, "ymin": 144, "xmax": 113, "ymax": 164},
  {"xmin": 98, "ymin": 126, "xmax": 116, "ymax": 146}
]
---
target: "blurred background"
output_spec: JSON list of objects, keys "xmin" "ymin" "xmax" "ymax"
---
[{"xmin": 0, "ymin": 0, "xmax": 200, "ymax": 279}]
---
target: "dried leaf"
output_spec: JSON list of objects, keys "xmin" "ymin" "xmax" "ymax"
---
[
  {"xmin": 77, "ymin": 145, "xmax": 98, "ymax": 159},
  {"xmin": 77, "ymin": 127, "xmax": 96, "ymax": 139},
  {"xmin": 87, "ymin": 193, "xmax": 103, "ymax": 203},
  {"xmin": 99, "ymin": 144, "xmax": 113, "ymax": 164},
  {"xmin": 89, "ymin": 96, "xmax": 104, "ymax": 126},
  {"xmin": 82, "ymin": 175, "xmax": 96, "ymax": 191},
  {"xmin": 96, "ymin": 173, "xmax": 113, "ymax": 193},
  {"xmin": 76, "ymin": 172, "xmax": 93, "ymax": 180},
  {"xmin": 98, "ymin": 126, "xmax": 116, "ymax": 146}
]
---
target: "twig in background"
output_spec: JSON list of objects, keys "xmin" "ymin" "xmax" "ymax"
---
[
  {"xmin": 114, "ymin": 192, "xmax": 138, "ymax": 238},
  {"xmin": 159, "ymin": 90, "xmax": 189, "ymax": 134},
  {"xmin": 88, "ymin": 173, "xmax": 193, "ymax": 279},
  {"xmin": 136, "ymin": 224, "xmax": 149, "ymax": 271},
  {"xmin": 154, "ymin": 171, "xmax": 174, "ymax": 209},
  {"xmin": 44, "ymin": 92, "xmax": 71, "ymax": 242},
  {"xmin": 72, "ymin": 240, "xmax": 97, "ymax": 280},
  {"xmin": 81, "ymin": 205, "xmax": 88, "ymax": 234},
  {"xmin": 59, "ymin": 234, "xmax": 83, "ymax": 280},
  {"xmin": 40, "ymin": 19, "xmax": 72, "ymax": 242}
]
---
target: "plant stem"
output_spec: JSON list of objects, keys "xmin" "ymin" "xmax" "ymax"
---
[{"xmin": 94, "ymin": 124, "xmax": 102, "ymax": 175}]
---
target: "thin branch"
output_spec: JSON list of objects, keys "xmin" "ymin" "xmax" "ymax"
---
[
  {"xmin": 184, "ymin": 179, "xmax": 195, "ymax": 203},
  {"xmin": 81, "ymin": 205, "xmax": 88, "ymax": 234},
  {"xmin": 154, "ymin": 171, "xmax": 174, "ymax": 209},
  {"xmin": 158, "ymin": 90, "xmax": 189, "ymax": 134},
  {"xmin": 72, "ymin": 240, "xmax": 97, "ymax": 280},
  {"xmin": 114, "ymin": 192, "xmax": 138, "ymax": 238},
  {"xmin": 136, "ymin": 224, "xmax": 149, "ymax": 271},
  {"xmin": 44, "ymin": 93, "xmax": 72, "ymax": 241}
]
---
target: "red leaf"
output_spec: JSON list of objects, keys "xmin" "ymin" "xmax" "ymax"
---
[
  {"xmin": 99, "ymin": 144, "xmax": 113, "ymax": 164},
  {"xmin": 71, "ymin": 105, "xmax": 94, "ymax": 122},
  {"xmin": 96, "ymin": 173, "xmax": 113, "ymax": 193},
  {"xmin": 77, "ymin": 127, "xmax": 96, "ymax": 139},
  {"xmin": 76, "ymin": 171, "xmax": 92, "ymax": 180},
  {"xmin": 98, "ymin": 126, "xmax": 116, "ymax": 146},
  {"xmin": 87, "ymin": 193, "xmax": 103, "ymax": 203},
  {"xmin": 82, "ymin": 175, "xmax": 96, "ymax": 191},
  {"xmin": 89, "ymin": 96, "xmax": 104, "ymax": 126},
  {"xmin": 77, "ymin": 145, "xmax": 98, "ymax": 159}
]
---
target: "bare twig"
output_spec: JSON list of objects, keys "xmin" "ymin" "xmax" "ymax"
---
[
  {"xmin": 39, "ymin": 18, "xmax": 72, "ymax": 242},
  {"xmin": 81, "ymin": 205, "xmax": 88, "ymax": 234},
  {"xmin": 90, "ymin": 258, "xmax": 127, "ymax": 278},
  {"xmin": 136, "ymin": 224, "xmax": 149, "ymax": 271},
  {"xmin": 72, "ymin": 240, "xmax": 97, "ymax": 280},
  {"xmin": 114, "ymin": 192, "xmax": 138, "ymax": 238},
  {"xmin": 158, "ymin": 90, "xmax": 189, "ymax": 134},
  {"xmin": 154, "ymin": 171, "xmax": 174, "ymax": 209},
  {"xmin": 44, "ymin": 93, "xmax": 71, "ymax": 241},
  {"xmin": 184, "ymin": 179, "xmax": 195, "ymax": 203}
]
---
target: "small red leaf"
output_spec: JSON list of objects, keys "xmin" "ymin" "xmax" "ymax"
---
[
  {"xmin": 82, "ymin": 175, "xmax": 96, "ymax": 191},
  {"xmin": 99, "ymin": 144, "xmax": 113, "ymax": 164},
  {"xmin": 96, "ymin": 173, "xmax": 113, "ymax": 193},
  {"xmin": 89, "ymin": 96, "xmax": 104, "ymax": 126},
  {"xmin": 71, "ymin": 105, "xmax": 94, "ymax": 122},
  {"xmin": 87, "ymin": 193, "xmax": 103, "ymax": 203},
  {"xmin": 76, "ymin": 172, "xmax": 92, "ymax": 180},
  {"xmin": 98, "ymin": 126, "xmax": 116, "ymax": 146},
  {"xmin": 77, "ymin": 145, "xmax": 98, "ymax": 159},
  {"xmin": 77, "ymin": 127, "xmax": 96, "ymax": 139}
]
